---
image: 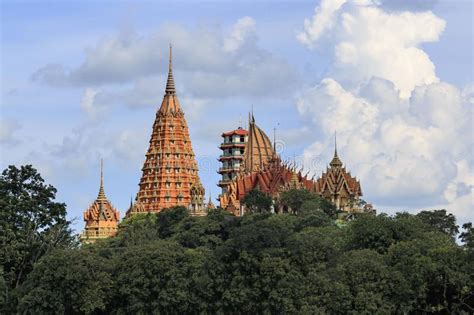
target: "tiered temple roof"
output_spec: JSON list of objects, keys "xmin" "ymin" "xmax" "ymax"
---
[
  {"xmin": 220, "ymin": 124, "xmax": 365, "ymax": 215},
  {"xmin": 220, "ymin": 156, "xmax": 314, "ymax": 215},
  {"xmin": 127, "ymin": 45, "xmax": 205, "ymax": 216},
  {"xmin": 314, "ymin": 142, "xmax": 362, "ymax": 211},
  {"xmin": 81, "ymin": 161, "xmax": 120, "ymax": 243}
]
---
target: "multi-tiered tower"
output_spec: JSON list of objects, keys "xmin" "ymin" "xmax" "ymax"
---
[
  {"xmin": 314, "ymin": 137, "xmax": 363, "ymax": 212},
  {"xmin": 81, "ymin": 161, "xmax": 120, "ymax": 243},
  {"xmin": 127, "ymin": 46, "xmax": 206, "ymax": 217},
  {"xmin": 218, "ymin": 127, "xmax": 248, "ymax": 195}
]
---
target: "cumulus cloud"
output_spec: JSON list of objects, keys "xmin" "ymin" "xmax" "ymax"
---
[
  {"xmin": 298, "ymin": 0, "xmax": 445, "ymax": 98},
  {"xmin": 32, "ymin": 17, "xmax": 299, "ymax": 100},
  {"xmin": 223, "ymin": 16, "xmax": 256, "ymax": 52},
  {"xmin": 298, "ymin": 79, "xmax": 471, "ymax": 211},
  {"xmin": 297, "ymin": 0, "xmax": 473, "ymax": 223}
]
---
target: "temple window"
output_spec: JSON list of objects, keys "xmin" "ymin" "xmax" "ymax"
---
[
  {"xmin": 165, "ymin": 196, "xmax": 170, "ymax": 202},
  {"xmin": 166, "ymin": 182, "xmax": 171, "ymax": 188}
]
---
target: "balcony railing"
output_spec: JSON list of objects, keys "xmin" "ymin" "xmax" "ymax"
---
[
  {"xmin": 218, "ymin": 166, "xmax": 240, "ymax": 172},
  {"xmin": 219, "ymin": 152, "xmax": 244, "ymax": 158}
]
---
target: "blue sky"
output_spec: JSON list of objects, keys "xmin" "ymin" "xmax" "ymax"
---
[{"xmin": 1, "ymin": 0, "xmax": 473, "ymax": 231}]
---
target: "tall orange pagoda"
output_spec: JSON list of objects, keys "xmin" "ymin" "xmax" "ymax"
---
[
  {"xmin": 80, "ymin": 161, "xmax": 120, "ymax": 243},
  {"xmin": 127, "ymin": 46, "xmax": 206, "ymax": 217}
]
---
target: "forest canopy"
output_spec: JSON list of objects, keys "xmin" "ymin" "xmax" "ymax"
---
[{"xmin": 1, "ymin": 165, "xmax": 473, "ymax": 314}]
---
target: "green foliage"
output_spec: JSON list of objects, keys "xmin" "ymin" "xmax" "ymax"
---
[
  {"xmin": 156, "ymin": 206, "xmax": 189, "ymax": 238},
  {"xmin": 241, "ymin": 189, "xmax": 273, "ymax": 213},
  {"xmin": 18, "ymin": 249, "xmax": 112, "ymax": 314},
  {"xmin": 0, "ymin": 165, "xmax": 74, "ymax": 312},
  {"xmin": 417, "ymin": 209, "xmax": 459, "ymax": 238},
  {"xmin": 460, "ymin": 222, "xmax": 474, "ymax": 251},
  {"xmin": 279, "ymin": 189, "xmax": 337, "ymax": 217},
  {"xmin": 279, "ymin": 188, "xmax": 314, "ymax": 213},
  {"xmin": 110, "ymin": 241, "xmax": 212, "ymax": 313},
  {"xmin": 2, "ymin": 167, "xmax": 471, "ymax": 314}
]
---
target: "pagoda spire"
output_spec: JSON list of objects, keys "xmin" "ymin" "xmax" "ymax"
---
[
  {"xmin": 81, "ymin": 158, "xmax": 120, "ymax": 243},
  {"xmin": 165, "ymin": 44, "xmax": 176, "ymax": 95},
  {"xmin": 97, "ymin": 159, "xmax": 106, "ymax": 200},
  {"xmin": 330, "ymin": 132, "xmax": 343, "ymax": 168},
  {"xmin": 128, "ymin": 45, "xmax": 204, "ymax": 216}
]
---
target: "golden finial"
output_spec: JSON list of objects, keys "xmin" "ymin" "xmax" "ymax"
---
[{"xmin": 97, "ymin": 159, "xmax": 106, "ymax": 200}]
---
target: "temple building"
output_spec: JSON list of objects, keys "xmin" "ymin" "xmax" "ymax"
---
[
  {"xmin": 126, "ymin": 46, "xmax": 206, "ymax": 217},
  {"xmin": 218, "ymin": 127, "xmax": 248, "ymax": 194},
  {"xmin": 80, "ymin": 161, "xmax": 120, "ymax": 244},
  {"xmin": 206, "ymin": 194, "xmax": 216, "ymax": 211},
  {"xmin": 314, "ymin": 142, "xmax": 363, "ymax": 212},
  {"xmin": 219, "ymin": 116, "xmax": 370, "ymax": 216}
]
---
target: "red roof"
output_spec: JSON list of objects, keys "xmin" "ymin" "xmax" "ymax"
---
[{"xmin": 222, "ymin": 128, "xmax": 248, "ymax": 137}]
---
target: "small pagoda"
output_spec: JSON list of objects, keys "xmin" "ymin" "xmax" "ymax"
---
[
  {"xmin": 80, "ymin": 161, "xmax": 120, "ymax": 244},
  {"xmin": 314, "ymin": 136, "xmax": 363, "ymax": 212},
  {"xmin": 127, "ymin": 45, "xmax": 206, "ymax": 217}
]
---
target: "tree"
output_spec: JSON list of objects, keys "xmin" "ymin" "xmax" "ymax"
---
[
  {"xmin": 241, "ymin": 189, "xmax": 273, "ymax": 213},
  {"xmin": 279, "ymin": 189, "xmax": 322, "ymax": 214},
  {"xmin": 334, "ymin": 249, "xmax": 398, "ymax": 314},
  {"xmin": 460, "ymin": 222, "xmax": 473, "ymax": 251},
  {"xmin": 18, "ymin": 249, "xmax": 112, "ymax": 314},
  {"xmin": 300, "ymin": 197, "xmax": 337, "ymax": 218},
  {"xmin": 104, "ymin": 212, "xmax": 160, "ymax": 248},
  {"xmin": 417, "ymin": 209, "xmax": 459, "ymax": 238},
  {"xmin": 387, "ymin": 233, "xmax": 473, "ymax": 313},
  {"xmin": 110, "ymin": 240, "xmax": 211, "ymax": 314},
  {"xmin": 157, "ymin": 206, "xmax": 189, "ymax": 238},
  {"xmin": 0, "ymin": 165, "xmax": 74, "ymax": 312}
]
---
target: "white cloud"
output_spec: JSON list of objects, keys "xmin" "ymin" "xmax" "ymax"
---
[
  {"xmin": 32, "ymin": 18, "xmax": 299, "ymax": 100},
  {"xmin": 223, "ymin": 16, "xmax": 256, "ymax": 52},
  {"xmin": 298, "ymin": 0, "xmax": 445, "ymax": 98},
  {"xmin": 297, "ymin": 0, "xmax": 472, "ymax": 222},
  {"xmin": 297, "ymin": 0, "xmax": 346, "ymax": 46},
  {"xmin": 298, "ymin": 80, "xmax": 471, "ymax": 214}
]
